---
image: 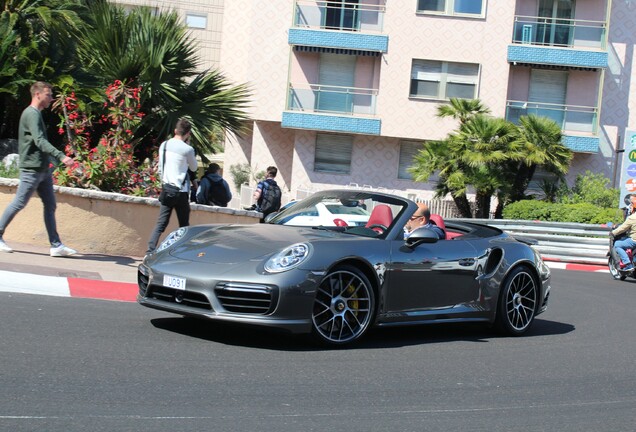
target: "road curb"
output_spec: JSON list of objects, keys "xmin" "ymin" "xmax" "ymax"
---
[
  {"xmin": 544, "ymin": 262, "xmax": 608, "ymax": 273},
  {"xmin": 0, "ymin": 270, "xmax": 137, "ymax": 302}
]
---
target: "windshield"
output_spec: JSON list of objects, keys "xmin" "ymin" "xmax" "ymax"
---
[{"xmin": 267, "ymin": 190, "xmax": 409, "ymax": 238}]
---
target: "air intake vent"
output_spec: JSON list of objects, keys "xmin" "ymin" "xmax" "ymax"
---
[{"xmin": 215, "ymin": 283, "xmax": 275, "ymax": 315}]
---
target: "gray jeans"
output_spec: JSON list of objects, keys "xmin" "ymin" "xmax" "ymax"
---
[{"xmin": 0, "ymin": 170, "xmax": 62, "ymax": 247}]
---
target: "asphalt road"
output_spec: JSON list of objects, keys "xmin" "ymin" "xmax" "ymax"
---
[{"xmin": 1, "ymin": 269, "xmax": 635, "ymax": 432}]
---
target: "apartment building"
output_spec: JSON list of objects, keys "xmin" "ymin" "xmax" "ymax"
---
[
  {"xmin": 112, "ymin": 0, "xmax": 225, "ymax": 70},
  {"xmin": 115, "ymin": 0, "xmax": 636, "ymax": 204}
]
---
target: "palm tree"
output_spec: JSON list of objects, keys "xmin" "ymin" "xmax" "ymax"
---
[
  {"xmin": 409, "ymin": 116, "xmax": 520, "ymax": 218},
  {"xmin": 492, "ymin": 115, "xmax": 572, "ymax": 217},
  {"xmin": 0, "ymin": 0, "xmax": 86, "ymax": 138},
  {"xmin": 436, "ymin": 97, "xmax": 491, "ymax": 125},
  {"xmin": 73, "ymin": 1, "xmax": 250, "ymax": 158},
  {"xmin": 453, "ymin": 115, "xmax": 521, "ymax": 218},
  {"xmin": 410, "ymin": 138, "xmax": 474, "ymax": 217}
]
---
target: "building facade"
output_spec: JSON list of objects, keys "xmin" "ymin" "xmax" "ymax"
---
[
  {"xmin": 112, "ymin": 0, "xmax": 225, "ymax": 70},
  {"xmin": 116, "ymin": 0, "xmax": 636, "ymax": 204}
]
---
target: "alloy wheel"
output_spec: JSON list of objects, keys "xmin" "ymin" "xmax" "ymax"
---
[{"xmin": 312, "ymin": 267, "xmax": 374, "ymax": 345}]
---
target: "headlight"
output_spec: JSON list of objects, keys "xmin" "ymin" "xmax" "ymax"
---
[
  {"xmin": 533, "ymin": 248, "xmax": 550, "ymax": 279},
  {"xmin": 156, "ymin": 227, "xmax": 188, "ymax": 253},
  {"xmin": 264, "ymin": 243, "xmax": 311, "ymax": 273}
]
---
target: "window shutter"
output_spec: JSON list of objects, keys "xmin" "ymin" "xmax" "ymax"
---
[
  {"xmin": 411, "ymin": 60, "xmax": 442, "ymax": 80},
  {"xmin": 318, "ymin": 53, "xmax": 356, "ymax": 112},
  {"xmin": 315, "ymin": 134, "xmax": 353, "ymax": 174},
  {"xmin": 398, "ymin": 141, "xmax": 421, "ymax": 180},
  {"xmin": 446, "ymin": 63, "xmax": 479, "ymax": 83}
]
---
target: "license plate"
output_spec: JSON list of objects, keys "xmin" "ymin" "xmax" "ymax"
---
[{"xmin": 163, "ymin": 275, "xmax": 186, "ymax": 290}]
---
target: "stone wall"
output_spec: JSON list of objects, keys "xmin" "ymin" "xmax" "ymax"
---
[{"xmin": 0, "ymin": 179, "xmax": 260, "ymax": 257}]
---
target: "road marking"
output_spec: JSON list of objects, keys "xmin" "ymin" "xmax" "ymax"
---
[
  {"xmin": 0, "ymin": 270, "xmax": 70, "ymax": 297},
  {"xmin": 0, "ymin": 270, "xmax": 136, "ymax": 302}
]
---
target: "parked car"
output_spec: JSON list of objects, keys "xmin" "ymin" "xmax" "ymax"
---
[{"xmin": 138, "ymin": 189, "xmax": 551, "ymax": 345}]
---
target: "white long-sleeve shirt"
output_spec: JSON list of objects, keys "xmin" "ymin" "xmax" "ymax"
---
[{"xmin": 158, "ymin": 138, "xmax": 197, "ymax": 192}]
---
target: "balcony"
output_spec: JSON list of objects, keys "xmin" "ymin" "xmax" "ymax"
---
[
  {"xmin": 293, "ymin": 0, "xmax": 385, "ymax": 33},
  {"xmin": 512, "ymin": 15, "xmax": 606, "ymax": 49},
  {"xmin": 289, "ymin": 1, "xmax": 388, "ymax": 54},
  {"xmin": 282, "ymin": 83, "xmax": 381, "ymax": 135},
  {"xmin": 288, "ymin": 83, "xmax": 377, "ymax": 115},
  {"xmin": 506, "ymin": 100, "xmax": 599, "ymax": 152},
  {"xmin": 508, "ymin": 15, "xmax": 608, "ymax": 69}
]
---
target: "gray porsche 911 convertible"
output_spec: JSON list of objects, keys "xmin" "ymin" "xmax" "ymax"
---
[{"xmin": 138, "ymin": 190, "xmax": 551, "ymax": 346}]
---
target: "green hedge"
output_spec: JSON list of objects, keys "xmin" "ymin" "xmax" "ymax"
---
[{"xmin": 502, "ymin": 200, "xmax": 623, "ymax": 225}]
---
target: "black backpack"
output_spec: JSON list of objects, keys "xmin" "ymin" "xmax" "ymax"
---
[
  {"xmin": 259, "ymin": 180, "xmax": 282, "ymax": 216},
  {"xmin": 204, "ymin": 175, "xmax": 229, "ymax": 207}
]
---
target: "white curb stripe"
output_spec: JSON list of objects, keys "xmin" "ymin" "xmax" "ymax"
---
[{"xmin": 0, "ymin": 270, "xmax": 70, "ymax": 297}]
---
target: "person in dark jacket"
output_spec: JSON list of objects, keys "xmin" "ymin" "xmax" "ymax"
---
[{"xmin": 196, "ymin": 163, "xmax": 232, "ymax": 207}]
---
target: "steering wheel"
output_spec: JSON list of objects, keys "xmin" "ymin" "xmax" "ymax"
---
[{"xmin": 367, "ymin": 224, "xmax": 387, "ymax": 234}]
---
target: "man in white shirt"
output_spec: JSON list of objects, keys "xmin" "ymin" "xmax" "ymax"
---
[{"xmin": 146, "ymin": 118, "xmax": 198, "ymax": 254}]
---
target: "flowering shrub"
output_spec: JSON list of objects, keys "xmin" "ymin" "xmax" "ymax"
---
[{"xmin": 53, "ymin": 81, "xmax": 160, "ymax": 196}]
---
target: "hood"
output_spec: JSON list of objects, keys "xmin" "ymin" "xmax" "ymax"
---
[{"xmin": 168, "ymin": 224, "xmax": 343, "ymax": 264}]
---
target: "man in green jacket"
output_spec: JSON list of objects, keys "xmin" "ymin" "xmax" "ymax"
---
[{"xmin": 0, "ymin": 81, "xmax": 77, "ymax": 256}]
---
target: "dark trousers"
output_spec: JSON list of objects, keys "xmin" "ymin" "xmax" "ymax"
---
[{"xmin": 147, "ymin": 192, "xmax": 190, "ymax": 253}]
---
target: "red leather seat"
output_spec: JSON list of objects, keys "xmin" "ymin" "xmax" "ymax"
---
[
  {"xmin": 365, "ymin": 204, "xmax": 393, "ymax": 232},
  {"xmin": 429, "ymin": 214, "xmax": 448, "ymax": 240},
  {"xmin": 429, "ymin": 214, "xmax": 462, "ymax": 239}
]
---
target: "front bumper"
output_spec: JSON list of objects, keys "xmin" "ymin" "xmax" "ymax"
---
[{"xmin": 137, "ymin": 262, "xmax": 317, "ymax": 334}]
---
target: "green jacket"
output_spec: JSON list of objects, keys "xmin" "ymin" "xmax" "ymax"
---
[{"xmin": 18, "ymin": 106, "xmax": 65, "ymax": 172}]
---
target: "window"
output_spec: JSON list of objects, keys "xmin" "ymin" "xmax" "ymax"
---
[
  {"xmin": 314, "ymin": 134, "xmax": 353, "ymax": 174},
  {"xmin": 186, "ymin": 13, "xmax": 207, "ymax": 29},
  {"xmin": 398, "ymin": 141, "xmax": 422, "ymax": 180},
  {"xmin": 410, "ymin": 60, "xmax": 480, "ymax": 100},
  {"xmin": 119, "ymin": 4, "xmax": 159, "ymax": 16},
  {"xmin": 417, "ymin": 0, "xmax": 485, "ymax": 17}
]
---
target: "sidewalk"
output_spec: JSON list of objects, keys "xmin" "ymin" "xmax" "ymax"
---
[{"xmin": 0, "ymin": 241, "xmax": 140, "ymax": 302}]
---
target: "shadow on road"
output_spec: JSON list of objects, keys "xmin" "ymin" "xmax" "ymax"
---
[{"xmin": 150, "ymin": 316, "xmax": 574, "ymax": 351}]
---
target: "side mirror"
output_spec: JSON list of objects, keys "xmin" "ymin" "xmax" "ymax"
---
[{"xmin": 405, "ymin": 227, "xmax": 439, "ymax": 247}]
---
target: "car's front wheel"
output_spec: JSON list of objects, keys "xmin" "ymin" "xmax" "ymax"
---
[
  {"xmin": 495, "ymin": 265, "xmax": 538, "ymax": 336},
  {"xmin": 311, "ymin": 265, "xmax": 375, "ymax": 346}
]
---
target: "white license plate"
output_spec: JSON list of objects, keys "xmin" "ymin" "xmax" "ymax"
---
[{"xmin": 163, "ymin": 275, "xmax": 186, "ymax": 290}]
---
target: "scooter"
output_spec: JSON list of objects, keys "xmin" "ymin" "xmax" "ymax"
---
[{"xmin": 607, "ymin": 222, "xmax": 636, "ymax": 281}]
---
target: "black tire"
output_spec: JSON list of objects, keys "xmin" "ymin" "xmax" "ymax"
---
[
  {"xmin": 495, "ymin": 266, "xmax": 539, "ymax": 336},
  {"xmin": 608, "ymin": 256, "xmax": 623, "ymax": 280},
  {"xmin": 311, "ymin": 265, "xmax": 375, "ymax": 346}
]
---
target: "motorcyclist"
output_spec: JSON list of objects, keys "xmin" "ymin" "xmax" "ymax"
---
[{"xmin": 611, "ymin": 206, "xmax": 636, "ymax": 271}]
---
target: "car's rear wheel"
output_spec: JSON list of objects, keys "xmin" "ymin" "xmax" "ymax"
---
[
  {"xmin": 495, "ymin": 266, "xmax": 538, "ymax": 336},
  {"xmin": 311, "ymin": 265, "xmax": 375, "ymax": 346}
]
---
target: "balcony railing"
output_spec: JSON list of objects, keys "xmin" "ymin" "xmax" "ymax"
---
[
  {"xmin": 512, "ymin": 15, "xmax": 606, "ymax": 50},
  {"xmin": 287, "ymin": 83, "xmax": 378, "ymax": 116},
  {"xmin": 293, "ymin": 0, "xmax": 385, "ymax": 33},
  {"xmin": 506, "ymin": 100, "xmax": 598, "ymax": 134}
]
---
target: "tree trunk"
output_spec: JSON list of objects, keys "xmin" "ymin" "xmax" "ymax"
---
[
  {"xmin": 510, "ymin": 163, "xmax": 535, "ymax": 202},
  {"xmin": 493, "ymin": 192, "xmax": 506, "ymax": 219},
  {"xmin": 474, "ymin": 191, "xmax": 492, "ymax": 219},
  {"xmin": 452, "ymin": 193, "xmax": 472, "ymax": 218}
]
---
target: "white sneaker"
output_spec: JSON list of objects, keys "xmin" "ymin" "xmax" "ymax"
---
[
  {"xmin": 0, "ymin": 239, "xmax": 13, "ymax": 253},
  {"xmin": 50, "ymin": 244, "xmax": 77, "ymax": 257}
]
